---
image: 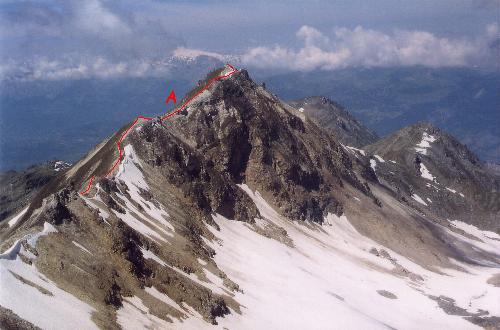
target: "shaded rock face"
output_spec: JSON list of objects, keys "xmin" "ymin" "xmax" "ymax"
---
[
  {"xmin": 365, "ymin": 122, "xmax": 500, "ymax": 231},
  {"xmin": 130, "ymin": 70, "xmax": 374, "ymax": 223},
  {"xmin": 0, "ymin": 162, "xmax": 63, "ymax": 223},
  {"xmin": 289, "ymin": 96, "xmax": 378, "ymax": 147},
  {"xmin": 131, "ymin": 123, "xmax": 260, "ymax": 223}
]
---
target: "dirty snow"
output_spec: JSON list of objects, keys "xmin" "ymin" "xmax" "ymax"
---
[
  {"xmin": 411, "ymin": 194, "xmax": 428, "ymax": 206},
  {"xmin": 140, "ymin": 248, "xmax": 227, "ymax": 296},
  {"xmin": 145, "ymin": 286, "xmax": 184, "ymax": 313},
  {"xmin": 426, "ymin": 182, "xmax": 440, "ymax": 191},
  {"xmin": 343, "ymin": 145, "xmax": 366, "ymax": 156},
  {"xmin": 7, "ymin": 207, "xmax": 28, "ymax": 227},
  {"xmin": 141, "ymin": 247, "xmax": 167, "ymax": 267},
  {"xmin": 54, "ymin": 161, "xmax": 71, "ymax": 171},
  {"xmin": 415, "ymin": 132, "xmax": 437, "ymax": 155},
  {"xmin": 26, "ymin": 222, "xmax": 58, "ymax": 248},
  {"xmin": 117, "ymin": 296, "xmax": 170, "ymax": 329},
  {"xmin": 420, "ymin": 163, "xmax": 436, "ymax": 182},
  {"xmin": 72, "ymin": 241, "xmax": 92, "ymax": 255},
  {"xmin": 81, "ymin": 191, "xmax": 110, "ymax": 222},
  {"xmin": 0, "ymin": 223, "xmax": 97, "ymax": 329},
  {"xmin": 116, "ymin": 144, "xmax": 173, "ymax": 231},
  {"xmin": 110, "ymin": 144, "xmax": 176, "ymax": 244},
  {"xmin": 197, "ymin": 258, "xmax": 208, "ymax": 266},
  {"xmin": 449, "ymin": 220, "xmax": 500, "ymax": 256}
]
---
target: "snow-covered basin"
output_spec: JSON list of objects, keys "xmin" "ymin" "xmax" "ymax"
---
[{"xmin": 172, "ymin": 184, "xmax": 500, "ymax": 329}]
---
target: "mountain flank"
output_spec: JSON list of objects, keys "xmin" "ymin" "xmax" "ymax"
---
[{"xmin": 1, "ymin": 66, "xmax": 499, "ymax": 329}]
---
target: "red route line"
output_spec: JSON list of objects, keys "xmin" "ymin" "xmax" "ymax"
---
[
  {"xmin": 80, "ymin": 175, "xmax": 95, "ymax": 195},
  {"xmin": 79, "ymin": 64, "xmax": 237, "ymax": 195}
]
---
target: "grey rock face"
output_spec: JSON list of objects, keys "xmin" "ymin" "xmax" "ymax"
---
[
  {"xmin": 365, "ymin": 122, "xmax": 500, "ymax": 232},
  {"xmin": 288, "ymin": 96, "xmax": 378, "ymax": 147},
  {"xmin": 0, "ymin": 161, "xmax": 67, "ymax": 223},
  {"xmin": 147, "ymin": 70, "xmax": 376, "ymax": 223}
]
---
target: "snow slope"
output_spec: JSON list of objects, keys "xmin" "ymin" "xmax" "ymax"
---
[
  {"xmin": 170, "ymin": 185, "xmax": 499, "ymax": 329},
  {"xmin": 0, "ymin": 223, "xmax": 97, "ymax": 329}
]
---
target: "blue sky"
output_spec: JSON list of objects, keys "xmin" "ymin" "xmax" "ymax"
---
[{"xmin": 0, "ymin": 0, "xmax": 498, "ymax": 79}]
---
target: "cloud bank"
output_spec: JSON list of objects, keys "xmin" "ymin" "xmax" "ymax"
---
[
  {"xmin": 0, "ymin": 0, "xmax": 185, "ymax": 80},
  {"xmin": 241, "ymin": 24, "xmax": 499, "ymax": 71},
  {"xmin": 0, "ymin": 0, "xmax": 497, "ymax": 80}
]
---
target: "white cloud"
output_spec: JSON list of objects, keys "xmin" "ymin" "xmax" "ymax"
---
[
  {"xmin": 242, "ymin": 25, "xmax": 497, "ymax": 71},
  {"xmin": 73, "ymin": 0, "xmax": 130, "ymax": 36},
  {"xmin": 1, "ymin": 56, "xmax": 174, "ymax": 80},
  {"xmin": 173, "ymin": 47, "xmax": 226, "ymax": 61}
]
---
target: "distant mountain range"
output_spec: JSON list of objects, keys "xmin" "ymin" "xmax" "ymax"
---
[
  {"xmin": 260, "ymin": 66, "xmax": 500, "ymax": 164},
  {"xmin": 1, "ymin": 59, "xmax": 498, "ymax": 170}
]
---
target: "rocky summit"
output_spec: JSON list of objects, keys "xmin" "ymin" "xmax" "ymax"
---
[{"xmin": 1, "ymin": 66, "xmax": 499, "ymax": 330}]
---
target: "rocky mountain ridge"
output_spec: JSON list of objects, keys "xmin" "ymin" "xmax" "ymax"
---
[
  {"xmin": 1, "ymin": 65, "xmax": 499, "ymax": 329},
  {"xmin": 363, "ymin": 122, "xmax": 500, "ymax": 232},
  {"xmin": 288, "ymin": 96, "xmax": 378, "ymax": 147}
]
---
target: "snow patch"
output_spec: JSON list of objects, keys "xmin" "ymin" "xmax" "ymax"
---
[
  {"xmin": 141, "ymin": 247, "xmax": 167, "ymax": 267},
  {"xmin": 450, "ymin": 220, "xmax": 500, "ymax": 255},
  {"xmin": 415, "ymin": 132, "xmax": 436, "ymax": 155},
  {"xmin": 117, "ymin": 296, "xmax": 169, "ymax": 329},
  {"xmin": 54, "ymin": 161, "xmax": 71, "ymax": 172},
  {"xmin": 0, "ymin": 223, "xmax": 97, "ymax": 329},
  {"xmin": 72, "ymin": 241, "xmax": 92, "ymax": 255},
  {"xmin": 26, "ymin": 222, "xmax": 58, "ymax": 248},
  {"xmin": 374, "ymin": 155, "xmax": 385, "ymax": 163},
  {"xmin": 344, "ymin": 145, "xmax": 366, "ymax": 156},
  {"xmin": 411, "ymin": 194, "xmax": 428, "ymax": 206},
  {"xmin": 141, "ymin": 247, "xmax": 227, "ymax": 296},
  {"xmin": 420, "ymin": 163, "xmax": 436, "ymax": 182},
  {"xmin": 111, "ymin": 144, "xmax": 176, "ymax": 244},
  {"xmin": 145, "ymin": 286, "xmax": 183, "ymax": 313},
  {"xmin": 116, "ymin": 145, "xmax": 173, "ymax": 230},
  {"xmin": 187, "ymin": 183, "xmax": 497, "ymax": 330},
  {"xmin": 8, "ymin": 207, "xmax": 28, "ymax": 227}
]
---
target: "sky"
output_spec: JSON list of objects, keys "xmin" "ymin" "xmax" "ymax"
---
[{"xmin": 0, "ymin": 0, "xmax": 498, "ymax": 79}]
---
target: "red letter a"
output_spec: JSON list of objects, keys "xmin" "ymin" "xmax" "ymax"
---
[{"xmin": 165, "ymin": 90, "xmax": 177, "ymax": 104}]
